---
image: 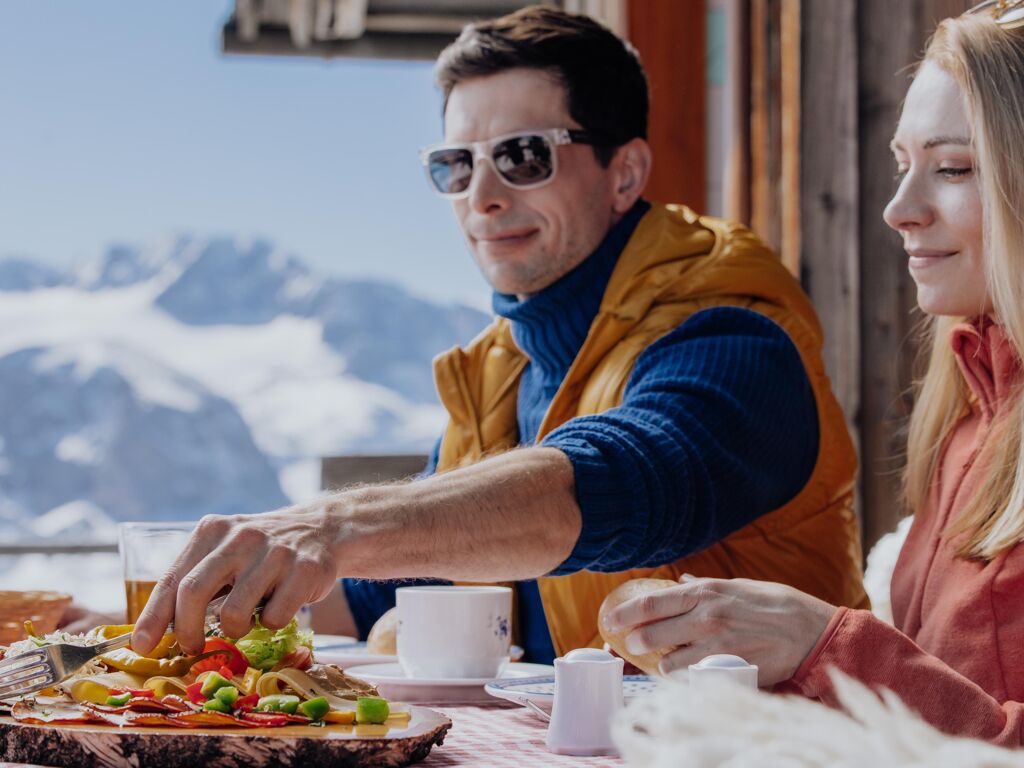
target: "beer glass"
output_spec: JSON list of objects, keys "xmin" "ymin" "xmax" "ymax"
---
[{"xmin": 118, "ymin": 521, "xmax": 194, "ymax": 623}]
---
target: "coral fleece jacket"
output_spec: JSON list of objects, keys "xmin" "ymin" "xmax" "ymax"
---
[{"xmin": 790, "ymin": 319, "xmax": 1024, "ymax": 745}]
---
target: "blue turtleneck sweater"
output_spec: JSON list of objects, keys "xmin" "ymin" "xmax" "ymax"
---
[{"xmin": 343, "ymin": 201, "xmax": 819, "ymax": 664}]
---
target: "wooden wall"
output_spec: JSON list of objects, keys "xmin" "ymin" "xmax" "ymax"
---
[{"xmin": 753, "ymin": 0, "xmax": 971, "ymax": 551}]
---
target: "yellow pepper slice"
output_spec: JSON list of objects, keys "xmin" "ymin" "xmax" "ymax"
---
[
  {"xmin": 91, "ymin": 624, "xmax": 177, "ymax": 659},
  {"xmin": 99, "ymin": 647, "xmax": 222, "ymax": 677},
  {"xmin": 323, "ymin": 709, "xmax": 356, "ymax": 724}
]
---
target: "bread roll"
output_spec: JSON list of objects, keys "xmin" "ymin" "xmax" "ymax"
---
[
  {"xmin": 366, "ymin": 606, "xmax": 398, "ymax": 655},
  {"xmin": 598, "ymin": 578, "xmax": 677, "ymax": 676}
]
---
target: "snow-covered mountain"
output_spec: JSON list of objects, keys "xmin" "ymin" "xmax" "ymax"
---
[{"xmin": 0, "ymin": 240, "xmax": 491, "ymax": 542}]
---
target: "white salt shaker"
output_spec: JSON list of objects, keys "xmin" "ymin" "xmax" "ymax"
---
[
  {"xmin": 687, "ymin": 653, "xmax": 759, "ymax": 691},
  {"xmin": 545, "ymin": 648, "xmax": 624, "ymax": 756}
]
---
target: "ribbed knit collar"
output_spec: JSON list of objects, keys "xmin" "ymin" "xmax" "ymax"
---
[
  {"xmin": 492, "ymin": 200, "xmax": 650, "ymax": 387},
  {"xmin": 951, "ymin": 315, "xmax": 1023, "ymax": 421}
]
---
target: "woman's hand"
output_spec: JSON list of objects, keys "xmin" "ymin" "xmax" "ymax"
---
[{"xmin": 601, "ymin": 576, "xmax": 837, "ymax": 686}]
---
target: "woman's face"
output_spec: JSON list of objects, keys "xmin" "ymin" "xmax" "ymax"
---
[{"xmin": 884, "ymin": 61, "xmax": 990, "ymax": 317}]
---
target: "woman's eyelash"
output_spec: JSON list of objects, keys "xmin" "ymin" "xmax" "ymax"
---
[{"xmin": 939, "ymin": 167, "xmax": 972, "ymax": 177}]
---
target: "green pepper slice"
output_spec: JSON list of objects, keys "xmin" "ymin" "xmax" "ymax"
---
[
  {"xmin": 199, "ymin": 672, "xmax": 234, "ymax": 698},
  {"xmin": 105, "ymin": 692, "xmax": 132, "ymax": 707},
  {"xmin": 214, "ymin": 685, "xmax": 240, "ymax": 706},
  {"xmin": 297, "ymin": 696, "xmax": 330, "ymax": 721},
  {"xmin": 255, "ymin": 694, "xmax": 300, "ymax": 714},
  {"xmin": 356, "ymin": 696, "xmax": 390, "ymax": 724},
  {"xmin": 203, "ymin": 698, "xmax": 232, "ymax": 713}
]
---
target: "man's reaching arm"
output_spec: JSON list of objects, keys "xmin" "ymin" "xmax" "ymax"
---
[{"xmin": 132, "ymin": 447, "xmax": 580, "ymax": 655}]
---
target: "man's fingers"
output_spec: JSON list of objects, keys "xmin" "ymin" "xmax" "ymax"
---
[
  {"xmin": 171, "ymin": 551, "xmax": 241, "ymax": 654},
  {"xmin": 131, "ymin": 574, "xmax": 183, "ymax": 655},
  {"xmin": 218, "ymin": 564, "xmax": 280, "ymax": 639},
  {"xmin": 259, "ymin": 569, "xmax": 314, "ymax": 630},
  {"xmin": 603, "ymin": 584, "xmax": 702, "ymax": 634},
  {"xmin": 131, "ymin": 518, "xmax": 228, "ymax": 654}
]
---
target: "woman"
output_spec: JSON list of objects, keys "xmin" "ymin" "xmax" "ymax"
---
[{"xmin": 604, "ymin": 2, "xmax": 1024, "ymax": 745}]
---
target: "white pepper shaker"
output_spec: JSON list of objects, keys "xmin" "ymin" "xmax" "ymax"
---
[
  {"xmin": 545, "ymin": 648, "xmax": 624, "ymax": 756},
  {"xmin": 687, "ymin": 653, "xmax": 759, "ymax": 691}
]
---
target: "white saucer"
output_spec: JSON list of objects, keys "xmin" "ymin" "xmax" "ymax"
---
[
  {"xmin": 313, "ymin": 636, "xmax": 397, "ymax": 668},
  {"xmin": 348, "ymin": 661, "xmax": 556, "ymax": 703},
  {"xmin": 485, "ymin": 674, "xmax": 657, "ymax": 716},
  {"xmin": 313, "ymin": 635, "xmax": 525, "ymax": 670}
]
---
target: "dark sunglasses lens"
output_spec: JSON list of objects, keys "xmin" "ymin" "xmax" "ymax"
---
[
  {"xmin": 427, "ymin": 148, "xmax": 473, "ymax": 195},
  {"xmin": 494, "ymin": 135, "xmax": 554, "ymax": 186}
]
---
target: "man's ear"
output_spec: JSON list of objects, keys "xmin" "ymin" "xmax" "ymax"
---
[{"xmin": 610, "ymin": 138, "xmax": 652, "ymax": 214}]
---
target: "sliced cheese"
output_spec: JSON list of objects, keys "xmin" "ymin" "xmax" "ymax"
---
[
  {"xmin": 59, "ymin": 671, "xmax": 148, "ymax": 704},
  {"xmin": 142, "ymin": 675, "xmax": 191, "ymax": 699}
]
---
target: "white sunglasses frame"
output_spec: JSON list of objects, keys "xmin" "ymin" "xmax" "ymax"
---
[{"xmin": 418, "ymin": 127, "xmax": 594, "ymax": 199}]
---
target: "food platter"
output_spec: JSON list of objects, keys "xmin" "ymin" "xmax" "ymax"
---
[{"xmin": 0, "ymin": 704, "xmax": 451, "ymax": 768}]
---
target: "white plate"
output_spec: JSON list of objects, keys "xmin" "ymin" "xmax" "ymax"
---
[
  {"xmin": 348, "ymin": 661, "xmax": 556, "ymax": 703},
  {"xmin": 485, "ymin": 674, "xmax": 657, "ymax": 716}
]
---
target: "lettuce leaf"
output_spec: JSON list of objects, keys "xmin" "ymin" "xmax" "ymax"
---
[{"xmin": 233, "ymin": 617, "xmax": 313, "ymax": 671}]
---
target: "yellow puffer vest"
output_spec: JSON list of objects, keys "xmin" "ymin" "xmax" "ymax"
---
[{"xmin": 433, "ymin": 204, "xmax": 868, "ymax": 655}]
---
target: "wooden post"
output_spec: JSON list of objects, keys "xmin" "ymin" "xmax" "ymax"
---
[
  {"xmin": 800, "ymin": 0, "xmax": 860, "ymax": 440},
  {"xmin": 627, "ymin": 0, "xmax": 706, "ymax": 209}
]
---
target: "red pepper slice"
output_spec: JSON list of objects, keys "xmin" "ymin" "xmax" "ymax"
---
[
  {"xmin": 217, "ymin": 665, "xmax": 235, "ymax": 680},
  {"xmin": 190, "ymin": 638, "xmax": 249, "ymax": 676},
  {"xmin": 234, "ymin": 694, "xmax": 260, "ymax": 712},
  {"xmin": 127, "ymin": 688, "xmax": 156, "ymax": 698},
  {"xmin": 241, "ymin": 711, "xmax": 289, "ymax": 727},
  {"xmin": 185, "ymin": 681, "xmax": 207, "ymax": 705}
]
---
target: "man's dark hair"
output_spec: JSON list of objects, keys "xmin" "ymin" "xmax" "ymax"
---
[{"xmin": 435, "ymin": 5, "xmax": 648, "ymax": 166}]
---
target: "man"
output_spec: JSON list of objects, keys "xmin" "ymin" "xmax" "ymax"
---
[{"xmin": 133, "ymin": 6, "xmax": 866, "ymax": 661}]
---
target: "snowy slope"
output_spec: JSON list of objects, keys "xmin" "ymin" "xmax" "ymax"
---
[{"xmin": 0, "ymin": 241, "xmax": 490, "ymax": 541}]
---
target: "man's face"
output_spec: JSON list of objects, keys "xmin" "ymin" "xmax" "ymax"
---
[{"xmin": 444, "ymin": 68, "xmax": 620, "ymax": 298}]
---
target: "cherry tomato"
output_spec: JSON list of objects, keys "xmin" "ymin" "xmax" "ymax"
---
[{"xmin": 190, "ymin": 638, "xmax": 249, "ymax": 676}]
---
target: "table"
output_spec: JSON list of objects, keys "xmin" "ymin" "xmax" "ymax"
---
[
  {"xmin": 424, "ymin": 703, "xmax": 623, "ymax": 767},
  {"xmin": 0, "ymin": 703, "xmax": 624, "ymax": 767}
]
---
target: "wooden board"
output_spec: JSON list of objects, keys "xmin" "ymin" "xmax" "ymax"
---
[{"xmin": 0, "ymin": 706, "xmax": 451, "ymax": 768}]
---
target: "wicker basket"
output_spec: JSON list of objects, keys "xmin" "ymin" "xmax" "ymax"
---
[{"xmin": 0, "ymin": 590, "xmax": 73, "ymax": 645}]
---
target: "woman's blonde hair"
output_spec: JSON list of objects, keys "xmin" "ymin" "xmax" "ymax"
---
[{"xmin": 904, "ymin": 13, "xmax": 1024, "ymax": 559}]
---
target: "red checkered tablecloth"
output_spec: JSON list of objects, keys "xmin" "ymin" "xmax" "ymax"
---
[{"xmin": 422, "ymin": 703, "xmax": 623, "ymax": 767}]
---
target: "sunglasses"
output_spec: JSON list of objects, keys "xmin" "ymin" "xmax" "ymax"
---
[
  {"xmin": 419, "ymin": 128, "xmax": 595, "ymax": 199},
  {"xmin": 968, "ymin": 0, "xmax": 1024, "ymax": 28}
]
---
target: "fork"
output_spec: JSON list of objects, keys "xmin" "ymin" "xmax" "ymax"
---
[
  {"xmin": 0, "ymin": 632, "xmax": 133, "ymax": 701},
  {"xmin": 0, "ymin": 593, "xmax": 266, "ymax": 701}
]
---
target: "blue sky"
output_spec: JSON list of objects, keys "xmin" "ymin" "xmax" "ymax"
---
[{"xmin": 0, "ymin": 2, "xmax": 489, "ymax": 306}]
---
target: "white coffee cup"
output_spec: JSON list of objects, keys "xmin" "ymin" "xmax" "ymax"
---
[{"xmin": 396, "ymin": 585, "xmax": 512, "ymax": 679}]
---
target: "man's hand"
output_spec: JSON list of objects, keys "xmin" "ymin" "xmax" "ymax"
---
[
  {"xmin": 132, "ymin": 503, "xmax": 340, "ymax": 655},
  {"xmin": 601, "ymin": 576, "xmax": 836, "ymax": 686}
]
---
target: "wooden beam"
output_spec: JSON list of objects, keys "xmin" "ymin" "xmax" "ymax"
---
[
  {"xmin": 856, "ymin": 0, "xmax": 972, "ymax": 550},
  {"xmin": 749, "ymin": 0, "xmax": 781, "ymax": 253},
  {"xmin": 627, "ymin": 0, "xmax": 706, "ymax": 209},
  {"xmin": 800, "ymin": 0, "xmax": 860, "ymax": 442}
]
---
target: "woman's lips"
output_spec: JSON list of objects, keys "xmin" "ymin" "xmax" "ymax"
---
[{"xmin": 907, "ymin": 249, "xmax": 957, "ymax": 269}]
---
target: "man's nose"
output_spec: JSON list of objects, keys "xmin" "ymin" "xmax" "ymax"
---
[
  {"xmin": 467, "ymin": 156, "xmax": 512, "ymax": 214},
  {"xmin": 883, "ymin": 171, "xmax": 933, "ymax": 233}
]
